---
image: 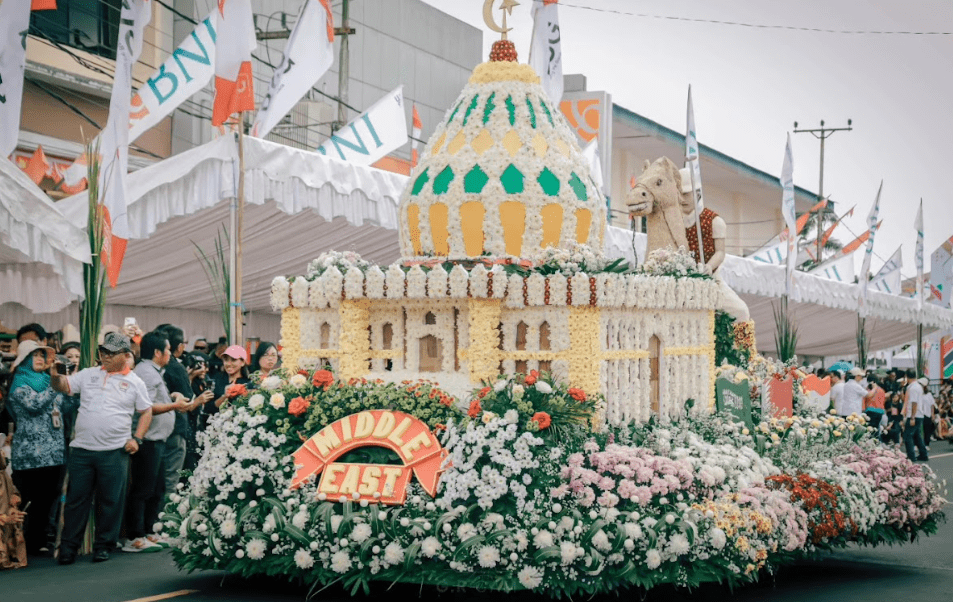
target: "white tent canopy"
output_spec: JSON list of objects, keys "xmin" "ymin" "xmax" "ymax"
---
[
  {"xmin": 8, "ymin": 134, "xmax": 951, "ymax": 357},
  {"xmin": 0, "ymin": 157, "xmax": 90, "ymax": 314}
]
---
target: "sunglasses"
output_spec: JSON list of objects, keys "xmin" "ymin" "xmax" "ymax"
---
[{"xmin": 98, "ymin": 348, "xmax": 122, "ymax": 358}]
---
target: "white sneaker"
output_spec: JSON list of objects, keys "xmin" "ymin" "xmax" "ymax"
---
[{"xmin": 122, "ymin": 537, "xmax": 162, "ymax": 553}]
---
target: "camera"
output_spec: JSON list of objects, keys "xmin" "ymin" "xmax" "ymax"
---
[{"xmin": 55, "ymin": 354, "xmax": 73, "ymax": 375}]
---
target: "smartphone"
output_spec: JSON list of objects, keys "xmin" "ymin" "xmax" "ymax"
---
[{"xmin": 124, "ymin": 317, "xmax": 138, "ymax": 327}]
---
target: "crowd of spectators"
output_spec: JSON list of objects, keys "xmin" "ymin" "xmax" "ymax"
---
[{"xmin": 0, "ymin": 319, "xmax": 278, "ymax": 568}]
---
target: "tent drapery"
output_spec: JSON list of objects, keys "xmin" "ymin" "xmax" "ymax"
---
[{"xmin": 0, "ymin": 157, "xmax": 91, "ymax": 313}]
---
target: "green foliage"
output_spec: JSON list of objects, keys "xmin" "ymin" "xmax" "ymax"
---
[
  {"xmin": 79, "ymin": 137, "xmax": 106, "ymax": 370},
  {"xmin": 714, "ymin": 311, "xmax": 747, "ymax": 368},
  {"xmin": 192, "ymin": 226, "xmax": 231, "ymax": 343},
  {"xmin": 773, "ymin": 297, "xmax": 799, "ymax": 362}
]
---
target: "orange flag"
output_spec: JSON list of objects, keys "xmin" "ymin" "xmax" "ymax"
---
[
  {"xmin": 31, "ymin": 0, "xmax": 56, "ymax": 10},
  {"xmin": 841, "ymin": 220, "xmax": 882, "ymax": 255},
  {"xmin": 819, "ymin": 206, "xmax": 855, "ymax": 248},
  {"xmin": 23, "ymin": 145, "xmax": 50, "ymax": 184},
  {"xmin": 212, "ymin": 0, "xmax": 256, "ymax": 126},
  {"xmin": 795, "ymin": 198, "xmax": 828, "ymax": 235}
]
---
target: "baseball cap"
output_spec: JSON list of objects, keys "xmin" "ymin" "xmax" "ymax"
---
[
  {"xmin": 99, "ymin": 331, "xmax": 132, "ymax": 354},
  {"xmin": 223, "ymin": 344, "xmax": 248, "ymax": 362}
]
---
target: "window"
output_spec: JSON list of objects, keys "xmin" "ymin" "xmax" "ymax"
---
[{"xmin": 30, "ymin": 0, "xmax": 123, "ymax": 60}]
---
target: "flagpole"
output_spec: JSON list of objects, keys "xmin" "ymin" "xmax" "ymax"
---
[
  {"xmin": 235, "ymin": 113, "xmax": 246, "ymax": 346},
  {"xmin": 687, "ymin": 163, "xmax": 706, "ymax": 268}
]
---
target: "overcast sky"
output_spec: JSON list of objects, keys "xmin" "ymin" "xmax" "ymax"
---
[{"xmin": 420, "ymin": 0, "xmax": 952, "ymax": 279}]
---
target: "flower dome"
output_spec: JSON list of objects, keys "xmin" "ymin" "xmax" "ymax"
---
[{"xmin": 398, "ymin": 47, "xmax": 606, "ymax": 260}]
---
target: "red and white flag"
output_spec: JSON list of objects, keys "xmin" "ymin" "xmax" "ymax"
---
[
  {"xmin": 99, "ymin": 0, "xmax": 151, "ymax": 287},
  {"xmin": 212, "ymin": 0, "xmax": 256, "ymax": 127},
  {"xmin": 410, "ymin": 104, "xmax": 422, "ymax": 167},
  {"xmin": 252, "ymin": 0, "xmax": 334, "ymax": 138}
]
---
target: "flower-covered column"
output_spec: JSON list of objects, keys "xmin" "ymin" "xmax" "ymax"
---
[
  {"xmin": 280, "ymin": 307, "xmax": 302, "ymax": 374},
  {"xmin": 338, "ymin": 300, "xmax": 371, "ymax": 380},
  {"xmin": 567, "ymin": 306, "xmax": 601, "ymax": 394},
  {"xmin": 467, "ymin": 298, "xmax": 502, "ymax": 383}
]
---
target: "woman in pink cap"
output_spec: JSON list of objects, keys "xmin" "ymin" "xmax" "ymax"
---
[{"xmin": 207, "ymin": 345, "xmax": 250, "ymax": 415}]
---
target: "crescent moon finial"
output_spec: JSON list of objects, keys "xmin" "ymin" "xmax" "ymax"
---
[{"xmin": 483, "ymin": 0, "xmax": 520, "ymax": 40}]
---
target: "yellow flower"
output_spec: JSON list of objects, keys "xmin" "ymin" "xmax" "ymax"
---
[{"xmin": 833, "ymin": 430, "xmax": 842, "ymax": 437}]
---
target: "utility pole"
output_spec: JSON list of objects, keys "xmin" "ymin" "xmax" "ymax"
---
[
  {"xmin": 335, "ymin": 0, "xmax": 353, "ymax": 133},
  {"xmin": 793, "ymin": 119, "xmax": 852, "ymax": 263}
]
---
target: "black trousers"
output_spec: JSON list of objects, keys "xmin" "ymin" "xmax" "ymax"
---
[
  {"xmin": 12, "ymin": 464, "xmax": 62, "ymax": 553},
  {"xmin": 61, "ymin": 448, "xmax": 129, "ymax": 554},
  {"xmin": 125, "ymin": 439, "xmax": 166, "ymax": 540}
]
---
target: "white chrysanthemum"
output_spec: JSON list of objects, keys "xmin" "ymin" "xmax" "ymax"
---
[
  {"xmin": 247, "ymin": 394, "xmax": 264, "ymax": 410},
  {"xmin": 533, "ymin": 530, "xmax": 554, "ymax": 548},
  {"xmin": 292, "ymin": 511, "xmax": 308, "ymax": 530},
  {"xmin": 535, "ymin": 381, "xmax": 553, "ymax": 394},
  {"xmin": 289, "ymin": 374, "xmax": 308, "ymax": 388},
  {"xmin": 560, "ymin": 541, "xmax": 577, "ymax": 565},
  {"xmin": 219, "ymin": 519, "xmax": 237, "ymax": 538},
  {"xmin": 646, "ymin": 549, "xmax": 662, "ymax": 569},
  {"xmin": 518, "ymin": 566, "xmax": 544, "ymax": 589},
  {"xmin": 246, "ymin": 539, "xmax": 267, "ymax": 560},
  {"xmin": 383, "ymin": 542, "xmax": 404, "ymax": 565},
  {"xmin": 482, "ymin": 412, "xmax": 497, "ymax": 424},
  {"xmin": 330, "ymin": 550, "xmax": 352, "ymax": 573},
  {"xmin": 709, "ymin": 527, "xmax": 727, "ymax": 550},
  {"xmin": 457, "ymin": 523, "xmax": 477, "ymax": 541},
  {"xmin": 591, "ymin": 529, "xmax": 611, "ymax": 552},
  {"xmin": 493, "ymin": 379, "xmax": 508, "ymax": 392},
  {"xmin": 511, "ymin": 384, "xmax": 524, "ymax": 399},
  {"xmin": 350, "ymin": 523, "xmax": 372, "ymax": 544},
  {"xmin": 269, "ymin": 393, "xmax": 285, "ymax": 409},
  {"xmin": 262, "ymin": 515, "xmax": 276, "ymax": 534},
  {"xmin": 421, "ymin": 536, "xmax": 441, "ymax": 558},
  {"xmin": 668, "ymin": 533, "xmax": 690, "ymax": 555},
  {"xmin": 294, "ymin": 549, "xmax": 315, "ymax": 569},
  {"xmin": 260, "ymin": 376, "xmax": 282, "ymax": 391},
  {"xmin": 477, "ymin": 545, "xmax": 500, "ymax": 568},
  {"xmin": 624, "ymin": 523, "xmax": 643, "ymax": 540}
]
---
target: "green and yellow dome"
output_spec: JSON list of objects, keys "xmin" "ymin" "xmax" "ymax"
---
[{"xmin": 399, "ymin": 51, "xmax": 607, "ymax": 260}]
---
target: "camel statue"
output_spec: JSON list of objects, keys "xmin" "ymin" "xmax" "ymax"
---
[{"xmin": 626, "ymin": 157, "xmax": 689, "ymax": 255}]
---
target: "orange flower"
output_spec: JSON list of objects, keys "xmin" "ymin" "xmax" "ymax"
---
[
  {"xmin": 226, "ymin": 384, "xmax": 247, "ymax": 399},
  {"xmin": 288, "ymin": 396, "xmax": 310, "ymax": 416},
  {"xmin": 478, "ymin": 386, "xmax": 491, "ymax": 399},
  {"xmin": 468, "ymin": 400, "xmax": 482, "ymax": 418},
  {"xmin": 312, "ymin": 369, "xmax": 334, "ymax": 389},
  {"xmin": 525, "ymin": 370, "xmax": 539, "ymax": 386},
  {"xmin": 568, "ymin": 388, "xmax": 587, "ymax": 402},
  {"xmin": 439, "ymin": 395, "xmax": 453, "ymax": 407},
  {"xmin": 433, "ymin": 423, "xmax": 446, "ymax": 432},
  {"xmin": 531, "ymin": 411, "xmax": 551, "ymax": 430}
]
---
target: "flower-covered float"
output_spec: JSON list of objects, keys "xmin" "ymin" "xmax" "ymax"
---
[{"xmin": 160, "ymin": 29, "xmax": 947, "ymax": 599}]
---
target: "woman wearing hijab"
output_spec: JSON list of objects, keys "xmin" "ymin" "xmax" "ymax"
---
[
  {"xmin": 7, "ymin": 340, "xmax": 70, "ymax": 556},
  {"xmin": 249, "ymin": 342, "xmax": 279, "ymax": 379}
]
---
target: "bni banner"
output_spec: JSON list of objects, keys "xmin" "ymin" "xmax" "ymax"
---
[
  {"xmin": 129, "ymin": 14, "xmax": 217, "ymax": 143},
  {"xmin": 316, "ymin": 86, "xmax": 407, "ymax": 165}
]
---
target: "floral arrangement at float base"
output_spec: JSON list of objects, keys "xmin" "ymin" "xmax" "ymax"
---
[{"xmin": 159, "ymin": 368, "xmax": 946, "ymax": 597}]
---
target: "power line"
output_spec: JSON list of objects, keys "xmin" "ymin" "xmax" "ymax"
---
[{"xmin": 549, "ymin": 1, "xmax": 952, "ymax": 35}]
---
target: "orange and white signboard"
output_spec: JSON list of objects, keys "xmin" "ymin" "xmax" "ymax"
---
[
  {"xmin": 762, "ymin": 377, "xmax": 794, "ymax": 419},
  {"xmin": 800, "ymin": 375, "xmax": 831, "ymax": 413},
  {"xmin": 291, "ymin": 410, "xmax": 446, "ymax": 505}
]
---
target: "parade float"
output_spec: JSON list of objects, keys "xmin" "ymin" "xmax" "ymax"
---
[{"xmin": 159, "ymin": 6, "xmax": 946, "ymax": 596}]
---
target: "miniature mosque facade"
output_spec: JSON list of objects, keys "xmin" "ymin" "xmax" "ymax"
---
[{"xmin": 272, "ymin": 55, "xmax": 720, "ymax": 426}]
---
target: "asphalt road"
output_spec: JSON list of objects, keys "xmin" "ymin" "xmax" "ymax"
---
[{"xmin": 4, "ymin": 449, "xmax": 952, "ymax": 602}]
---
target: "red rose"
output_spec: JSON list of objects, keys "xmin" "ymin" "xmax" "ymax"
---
[
  {"xmin": 568, "ymin": 388, "xmax": 587, "ymax": 402},
  {"xmin": 468, "ymin": 400, "xmax": 482, "ymax": 418},
  {"xmin": 288, "ymin": 396, "xmax": 310, "ymax": 416},
  {"xmin": 525, "ymin": 370, "xmax": 539, "ymax": 386},
  {"xmin": 312, "ymin": 369, "xmax": 334, "ymax": 388},
  {"xmin": 225, "ymin": 384, "xmax": 247, "ymax": 399},
  {"xmin": 532, "ymin": 411, "xmax": 552, "ymax": 430}
]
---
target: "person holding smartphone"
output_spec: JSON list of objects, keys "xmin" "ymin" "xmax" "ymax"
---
[{"xmin": 6, "ymin": 340, "xmax": 72, "ymax": 556}]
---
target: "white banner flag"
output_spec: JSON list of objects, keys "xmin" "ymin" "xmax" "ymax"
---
[
  {"xmin": 0, "ymin": 0, "xmax": 31, "ymax": 158},
  {"xmin": 781, "ymin": 134, "xmax": 797, "ymax": 298},
  {"xmin": 810, "ymin": 252, "xmax": 857, "ymax": 284},
  {"xmin": 685, "ymin": 85, "xmax": 704, "ymax": 210},
  {"xmin": 857, "ymin": 182, "xmax": 883, "ymax": 314},
  {"xmin": 915, "ymin": 199, "xmax": 924, "ymax": 311},
  {"xmin": 130, "ymin": 13, "xmax": 217, "ymax": 143},
  {"xmin": 529, "ymin": 0, "xmax": 563, "ymax": 105},
  {"xmin": 99, "ymin": 0, "xmax": 152, "ymax": 287},
  {"xmin": 316, "ymin": 86, "xmax": 407, "ymax": 165},
  {"xmin": 252, "ymin": 0, "xmax": 334, "ymax": 139},
  {"xmin": 869, "ymin": 247, "xmax": 903, "ymax": 294}
]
